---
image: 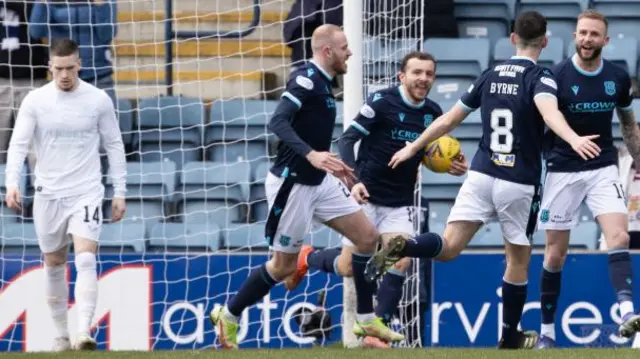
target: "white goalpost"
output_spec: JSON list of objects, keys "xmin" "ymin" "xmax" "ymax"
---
[{"xmin": 0, "ymin": 0, "xmax": 426, "ymax": 351}]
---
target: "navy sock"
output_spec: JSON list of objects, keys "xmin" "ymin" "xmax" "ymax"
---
[
  {"xmin": 227, "ymin": 264, "xmax": 277, "ymax": 317},
  {"xmin": 375, "ymin": 269, "xmax": 405, "ymax": 324},
  {"xmin": 401, "ymin": 232, "xmax": 443, "ymax": 258},
  {"xmin": 502, "ymin": 280, "xmax": 528, "ymax": 340},
  {"xmin": 540, "ymin": 268, "xmax": 562, "ymax": 324},
  {"xmin": 306, "ymin": 248, "xmax": 341, "ymax": 274},
  {"xmin": 352, "ymin": 252, "xmax": 376, "ymax": 314},
  {"xmin": 608, "ymin": 250, "xmax": 633, "ymax": 303}
]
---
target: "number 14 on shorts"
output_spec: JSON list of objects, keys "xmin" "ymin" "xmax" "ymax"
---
[{"xmin": 83, "ymin": 205, "xmax": 100, "ymax": 224}]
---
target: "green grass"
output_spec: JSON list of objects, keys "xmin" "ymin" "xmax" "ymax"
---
[{"xmin": 2, "ymin": 348, "xmax": 640, "ymax": 359}]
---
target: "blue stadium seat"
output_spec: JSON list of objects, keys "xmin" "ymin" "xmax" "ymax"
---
[
  {"xmin": 519, "ymin": 1, "xmax": 588, "ymax": 46},
  {"xmin": 363, "ymin": 37, "xmax": 418, "ymax": 79},
  {"xmin": 454, "ymin": 1, "xmax": 516, "ymax": 47},
  {"xmin": 570, "ymin": 221, "xmax": 599, "ymax": 249},
  {"xmin": 421, "ymin": 166, "xmax": 466, "ymax": 201},
  {"xmin": 423, "ymin": 38, "xmax": 491, "ymax": 78},
  {"xmin": 567, "ymin": 37, "xmax": 638, "ymax": 77},
  {"xmin": 307, "ymin": 226, "xmax": 342, "ymax": 248},
  {"xmin": 493, "ymin": 37, "xmax": 564, "ymax": 68},
  {"xmin": 223, "ymin": 222, "xmax": 267, "ymax": 249},
  {"xmin": 104, "ymin": 161, "xmax": 176, "ymax": 232},
  {"xmin": 593, "ymin": 0, "xmax": 640, "ymax": 22},
  {"xmin": 100, "ymin": 220, "xmax": 146, "ymax": 253},
  {"xmin": 429, "ymin": 78, "xmax": 475, "ymax": 103},
  {"xmin": 116, "ymin": 98, "xmax": 134, "ymax": 148},
  {"xmin": 136, "ymin": 96, "xmax": 204, "ymax": 170},
  {"xmin": 205, "ymin": 99, "xmax": 277, "ymax": 170},
  {"xmin": 427, "ymin": 201, "xmax": 454, "ymax": 229},
  {"xmin": 1, "ymin": 222, "xmax": 39, "ymax": 250},
  {"xmin": 250, "ymin": 161, "xmax": 271, "ymax": 222},
  {"xmin": 149, "ymin": 222, "xmax": 221, "ymax": 252},
  {"xmin": 519, "ymin": 0, "xmax": 589, "ymax": 18},
  {"xmin": 0, "ymin": 163, "xmax": 29, "ymax": 223},
  {"xmin": 179, "ymin": 161, "xmax": 251, "ymax": 225},
  {"xmin": 469, "ymin": 222, "xmax": 503, "ymax": 248}
]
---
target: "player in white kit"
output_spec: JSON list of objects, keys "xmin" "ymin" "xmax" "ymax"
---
[{"xmin": 4, "ymin": 39, "xmax": 127, "ymax": 351}]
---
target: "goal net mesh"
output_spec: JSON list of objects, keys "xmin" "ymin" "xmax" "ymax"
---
[{"xmin": 0, "ymin": 0, "xmax": 426, "ymax": 351}]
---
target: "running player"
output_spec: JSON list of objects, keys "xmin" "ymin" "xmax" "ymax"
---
[
  {"xmin": 371, "ymin": 11, "xmax": 601, "ymax": 349},
  {"xmin": 281, "ymin": 51, "xmax": 467, "ymax": 348},
  {"xmin": 208, "ymin": 24, "xmax": 404, "ymax": 349},
  {"xmin": 535, "ymin": 10, "xmax": 640, "ymax": 348}
]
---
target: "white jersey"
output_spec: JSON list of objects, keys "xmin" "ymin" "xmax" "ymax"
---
[{"xmin": 5, "ymin": 80, "xmax": 126, "ymax": 199}]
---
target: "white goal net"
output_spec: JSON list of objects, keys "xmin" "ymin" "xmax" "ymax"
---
[{"xmin": 0, "ymin": 0, "xmax": 426, "ymax": 351}]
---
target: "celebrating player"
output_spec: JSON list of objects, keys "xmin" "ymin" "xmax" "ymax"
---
[
  {"xmin": 280, "ymin": 51, "xmax": 467, "ymax": 348},
  {"xmin": 209, "ymin": 24, "xmax": 404, "ymax": 349},
  {"xmin": 535, "ymin": 10, "xmax": 640, "ymax": 349},
  {"xmin": 372, "ymin": 11, "xmax": 601, "ymax": 349},
  {"xmin": 4, "ymin": 39, "xmax": 127, "ymax": 351}
]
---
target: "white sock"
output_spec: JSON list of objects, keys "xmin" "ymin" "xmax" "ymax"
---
[
  {"xmin": 620, "ymin": 300, "xmax": 635, "ymax": 319},
  {"xmin": 44, "ymin": 264, "xmax": 69, "ymax": 339},
  {"xmin": 541, "ymin": 323, "xmax": 555, "ymax": 341},
  {"xmin": 356, "ymin": 313, "xmax": 376, "ymax": 323},
  {"xmin": 632, "ymin": 333, "xmax": 640, "ymax": 349},
  {"xmin": 223, "ymin": 306, "xmax": 239, "ymax": 324},
  {"xmin": 74, "ymin": 252, "xmax": 98, "ymax": 335}
]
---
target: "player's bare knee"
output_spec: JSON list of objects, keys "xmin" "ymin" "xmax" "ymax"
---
[
  {"xmin": 44, "ymin": 248, "xmax": 68, "ymax": 267},
  {"xmin": 352, "ymin": 225, "xmax": 379, "ymax": 254},
  {"xmin": 337, "ymin": 249, "xmax": 353, "ymax": 277},
  {"xmin": 607, "ymin": 230, "xmax": 630, "ymax": 250},
  {"xmin": 544, "ymin": 248, "xmax": 567, "ymax": 270},
  {"xmin": 267, "ymin": 252, "xmax": 298, "ymax": 280}
]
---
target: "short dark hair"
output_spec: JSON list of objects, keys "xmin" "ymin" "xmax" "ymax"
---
[
  {"xmin": 50, "ymin": 38, "xmax": 79, "ymax": 57},
  {"xmin": 400, "ymin": 51, "xmax": 437, "ymax": 72},
  {"xmin": 513, "ymin": 11, "xmax": 547, "ymax": 48}
]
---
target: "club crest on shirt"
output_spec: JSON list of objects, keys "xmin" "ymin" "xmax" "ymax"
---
[
  {"xmin": 424, "ymin": 114, "xmax": 433, "ymax": 126},
  {"xmin": 604, "ymin": 81, "xmax": 616, "ymax": 96}
]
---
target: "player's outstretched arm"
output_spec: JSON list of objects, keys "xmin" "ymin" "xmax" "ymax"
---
[
  {"xmin": 534, "ymin": 95, "xmax": 601, "ymax": 160},
  {"xmin": 388, "ymin": 104, "xmax": 468, "ymax": 169},
  {"xmin": 617, "ymin": 108, "xmax": 640, "ymax": 167},
  {"xmin": 98, "ymin": 94, "xmax": 127, "ymax": 221},
  {"xmin": 5, "ymin": 92, "xmax": 37, "ymax": 210}
]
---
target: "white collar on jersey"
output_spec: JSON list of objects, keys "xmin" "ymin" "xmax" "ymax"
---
[
  {"xmin": 510, "ymin": 55, "xmax": 536, "ymax": 64},
  {"xmin": 398, "ymin": 86, "xmax": 426, "ymax": 108},
  {"xmin": 570, "ymin": 53, "xmax": 604, "ymax": 76}
]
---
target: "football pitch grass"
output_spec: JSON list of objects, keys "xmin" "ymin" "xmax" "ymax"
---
[{"xmin": 3, "ymin": 348, "xmax": 640, "ymax": 359}]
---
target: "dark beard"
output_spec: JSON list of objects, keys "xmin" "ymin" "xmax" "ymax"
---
[{"xmin": 575, "ymin": 44, "xmax": 602, "ymax": 61}]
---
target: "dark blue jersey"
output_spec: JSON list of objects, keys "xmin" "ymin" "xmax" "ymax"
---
[
  {"xmin": 545, "ymin": 56, "xmax": 633, "ymax": 172},
  {"xmin": 459, "ymin": 56, "xmax": 558, "ymax": 186},
  {"xmin": 270, "ymin": 61, "xmax": 337, "ymax": 185},
  {"xmin": 339, "ymin": 86, "xmax": 443, "ymax": 207}
]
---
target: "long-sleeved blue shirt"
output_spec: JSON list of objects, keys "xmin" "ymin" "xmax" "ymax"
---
[{"xmin": 29, "ymin": 0, "xmax": 117, "ymax": 81}]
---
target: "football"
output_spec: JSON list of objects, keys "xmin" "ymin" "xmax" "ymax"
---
[{"xmin": 423, "ymin": 135, "xmax": 461, "ymax": 173}]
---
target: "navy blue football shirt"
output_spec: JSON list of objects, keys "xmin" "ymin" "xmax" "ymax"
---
[
  {"xmin": 270, "ymin": 61, "xmax": 337, "ymax": 185},
  {"xmin": 545, "ymin": 55, "xmax": 633, "ymax": 172},
  {"xmin": 459, "ymin": 56, "xmax": 558, "ymax": 185},
  {"xmin": 339, "ymin": 86, "xmax": 443, "ymax": 207}
]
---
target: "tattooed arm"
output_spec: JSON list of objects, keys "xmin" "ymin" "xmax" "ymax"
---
[{"xmin": 617, "ymin": 108, "xmax": 640, "ymax": 168}]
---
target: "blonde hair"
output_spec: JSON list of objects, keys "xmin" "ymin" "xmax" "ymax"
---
[{"xmin": 577, "ymin": 10, "xmax": 608, "ymax": 29}]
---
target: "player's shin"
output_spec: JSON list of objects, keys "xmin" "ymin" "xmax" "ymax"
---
[
  {"xmin": 74, "ymin": 252, "xmax": 98, "ymax": 337},
  {"xmin": 226, "ymin": 263, "xmax": 279, "ymax": 320},
  {"xmin": 375, "ymin": 268, "xmax": 406, "ymax": 324},
  {"xmin": 608, "ymin": 249, "xmax": 634, "ymax": 317},
  {"xmin": 307, "ymin": 248, "xmax": 341, "ymax": 274},
  {"xmin": 45, "ymin": 264, "xmax": 70, "ymax": 340},
  {"xmin": 501, "ymin": 278, "xmax": 528, "ymax": 341},
  {"xmin": 540, "ymin": 266, "xmax": 562, "ymax": 340},
  {"xmin": 351, "ymin": 252, "xmax": 376, "ymax": 319},
  {"xmin": 402, "ymin": 232, "xmax": 444, "ymax": 258}
]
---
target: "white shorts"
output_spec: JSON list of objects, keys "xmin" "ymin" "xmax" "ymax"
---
[
  {"xmin": 448, "ymin": 171, "xmax": 537, "ymax": 246},
  {"xmin": 33, "ymin": 191, "xmax": 104, "ymax": 254},
  {"xmin": 265, "ymin": 172, "xmax": 360, "ymax": 253},
  {"xmin": 538, "ymin": 165, "xmax": 626, "ymax": 230},
  {"xmin": 342, "ymin": 203, "xmax": 417, "ymax": 248}
]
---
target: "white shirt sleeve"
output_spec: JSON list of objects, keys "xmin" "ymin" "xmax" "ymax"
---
[
  {"xmin": 98, "ymin": 94, "xmax": 127, "ymax": 198},
  {"xmin": 5, "ymin": 91, "xmax": 36, "ymax": 189}
]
